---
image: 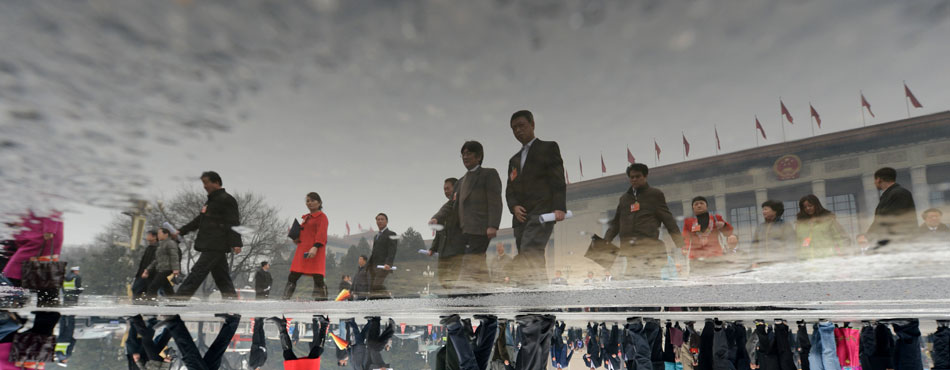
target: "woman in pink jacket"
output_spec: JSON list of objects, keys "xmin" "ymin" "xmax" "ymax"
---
[{"xmin": 3, "ymin": 211, "xmax": 63, "ymax": 306}]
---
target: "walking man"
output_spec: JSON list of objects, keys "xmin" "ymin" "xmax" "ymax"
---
[
  {"xmin": 506, "ymin": 110, "xmax": 567, "ymax": 285},
  {"xmin": 254, "ymin": 262, "xmax": 272, "ymax": 300},
  {"xmin": 603, "ymin": 163, "xmax": 684, "ymax": 279},
  {"xmin": 432, "ymin": 141, "xmax": 503, "ymax": 287},
  {"xmin": 860, "ymin": 167, "xmax": 918, "ymax": 248},
  {"xmin": 369, "ymin": 214, "xmax": 397, "ymax": 298},
  {"xmin": 429, "ymin": 177, "xmax": 464, "ymax": 289},
  {"xmin": 174, "ymin": 171, "xmax": 243, "ymax": 299}
]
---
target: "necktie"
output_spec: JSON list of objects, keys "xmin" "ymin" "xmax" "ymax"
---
[{"xmin": 520, "ymin": 144, "xmax": 530, "ymax": 170}]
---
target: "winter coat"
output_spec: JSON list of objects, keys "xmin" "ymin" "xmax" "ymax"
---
[
  {"xmin": 290, "ymin": 211, "xmax": 329, "ymax": 275},
  {"xmin": 2, "ymin": 211, "xmax": 63, "ymax": 280},
  {"xmin": 146, "ymin": 239, "xmax": 181, "ymax": 272},
  {"xmin": 178, "ymin": 188, "xmax": 242, "ymax": 252},
  {"xmin": 795, "ymin": 215, "xmax": 850, "ymax": 259},
  {"xmin": 751, "ymin": 219, "xmax": 797, "ymax": 262},
  {"xmin": 682, "ymin": 214, "xmax": 735, "ymax": 259}
]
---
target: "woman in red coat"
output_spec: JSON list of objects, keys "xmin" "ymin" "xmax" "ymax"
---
[
  {"xmin": 681, "ymin": 196, "xmax": 738, "ymax": 259},
  {"xmin": 282, "ymin": 192, "xmax": 329, "ymax": 300}
]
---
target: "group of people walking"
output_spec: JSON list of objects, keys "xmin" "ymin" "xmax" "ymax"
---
[{"xmin": 578, "ymin": 317, "xmax": 945, "ymax": 370}]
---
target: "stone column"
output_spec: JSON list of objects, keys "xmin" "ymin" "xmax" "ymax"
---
[
  {"xmin": 754, "ymin": 189, "xmax": 769, "ymax": 223},
  {"xmin": 862, "ymin": 173, "xmax": 879, "ymax": 230},
  {"xmin": 911, "ymin": 165, "xmax": 930, "ymax": 211},
  {"xmin": 682, "ymin": 199, "xmax": 693, "ymax": 218},
  {"xmin": 812, "ymin": 179, "xmax": 827, "ymax": 203},
  {"xmin": 715, "ymin": 194, "xmax": 727, "ymax": 216}
]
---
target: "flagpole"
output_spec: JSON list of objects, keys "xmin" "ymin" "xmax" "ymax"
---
[
  {"xmin": 654, "ymin": 138, "xmax": 658, "ymax": 167},
  {"xmin": 809, "ymin": 102, "xmax": 815, "ymax": 137},
  {"xmin": 754, "ymin": 117, "xmax": 759, "ymax": 147},
  {"xmin": 860, "ymin": 90, "xmax": 866, "ymax": 127},
  {"xmin": 714, "ymin": 125, "xmax": 719, "ymax": 155},
  {"xmin": 904, "ymin": 81, "xmax": 911, "ymax": 118},
  {"xmin": 779, "ymin": 97, "xmax": 787, "ymax": 142},
  {"xmin": 681, "ymin": 131, "xmax": 686, "ymax": 161}
]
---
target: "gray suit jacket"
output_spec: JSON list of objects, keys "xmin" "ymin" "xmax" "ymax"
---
[{"xmin": 433, "ymin": 167, "xmax": 503, "ymax": 236}]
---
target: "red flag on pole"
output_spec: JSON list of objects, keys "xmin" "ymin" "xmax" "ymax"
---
[
  {"xmin": 861, "ymin": 93, "xmax": 875, "ymax": 117},
  {"xmin": 810, "ymin": 104, "xmax": 821, "ymax": 128},
  {"xmin": 682, "ymin": 134, "xmax": 690, "ymax": 157},
  {"xmin": 600, "ymin": 154, "xmax": 606, "ymax": 174},
  {"xmin": 345, "ymin": 221, "xmax": 351, "ymax": 236},
  {"xmin": 714, "ymin": 128, "xmax": 721, "ymax": 151},
  {"xmin": 780, "ymin": 100, "xmax": 794, "ymax": 124},
  {"xmin": 578, "ymin": 157, "xmax": 584, "ymax": 178},
  {"xmin": 654, "ymin": 140, "xmax": 661, "ymax": 159},
  {"xmin": 627, "ymin": 147, "xmax": 636, "ymax": 164},
  {"xmin": 755, "ymin": 117, "xmax": 767, "ymax": 139},
  {"xmin": 904, "ymin": 83, "xmax": 923, "ymax": 108}
]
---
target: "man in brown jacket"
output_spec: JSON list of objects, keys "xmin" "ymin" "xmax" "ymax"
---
[
  {"xmin": 604, "ymin": 163, "xmax": 684, "ymax": 279},
  {"xmin": 431, "ymin": 141, "xmax": 503, "ymax": 287}
]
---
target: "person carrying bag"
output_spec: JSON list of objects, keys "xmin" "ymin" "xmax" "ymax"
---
[{"xmin": 20, "ymin": 240, "xmax": 67, "ymax": 306}]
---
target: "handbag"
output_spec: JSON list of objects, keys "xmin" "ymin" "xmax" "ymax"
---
[
  {"xmin": 9, "ymin": 331, "xmax": 56, "ymax": 363},
  {"xmin": 20, "ymin": 240, "xmax": 68, "ymax": 291},
  {"xmin": 584, "ymin": 235, "xmax": 619, "ymax": 270}
]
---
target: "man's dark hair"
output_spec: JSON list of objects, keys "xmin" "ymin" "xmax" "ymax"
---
[
  {"xmin": 342, "ymin": 274, "xmax": 350, "ymax": 279},
  {"xmin": 461, "ymin": 141, "xmax": 485, "ymax": 165},
  {"xmin": 510, "ymin": 110, "xmax": 534, "ymax": 124},
  {"xmin": 691, "ymin": 196, "xmax": 708, "ymax": 206},
  {"xmin": 147, "ymin": 230, "xmax": 158, "ymax": 238},
  {"xmin": 201, "ymin": 171, "xmax": 223, "ymax": 185},
  {"xmin": 444, "ymin": 177, "xmax": 458, "ymax": 187},
  {"xmin": 358, "ymin": 255, "xmax": 367, "ymax": 261},
  {"xmin": 761, "ymin": 200, "xmax": 786, "ymax": 218},
  {"xmin": 923, "ymin": 208, "xmax": 943, "ymax": 217},
  {"xmin": 261, "ymin": 261, "xmax": 269, "ymax": 267},
  {"xmin": 626, "ymin": 163, "xmax": 649, "ymax": 177},
  {"xmin": 873, "ymin": 167, "xmax": 897, "ymax": 182},
  {"xmin": 159, "ymin": 227, "xmax": 171, "ymax": 235},
  {"xmin": 376, "ymin": 213, "xmax": 388, "ymax": 221}
]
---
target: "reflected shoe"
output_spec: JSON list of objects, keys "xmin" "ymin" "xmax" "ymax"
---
[{"xmin": 439, "ymin": 314, "xmax": 461, "ymax": 326}]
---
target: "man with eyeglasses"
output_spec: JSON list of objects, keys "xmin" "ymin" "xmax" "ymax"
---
[
  {"xmin": 506, "ymin": 110, "xmax": 567, "ymax": 286},
  {"xmin": 431, "ymin": 141, "xmax": 503, "ymax": 289}
]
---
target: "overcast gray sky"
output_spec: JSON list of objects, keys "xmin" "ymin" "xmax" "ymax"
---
[{"xmin": 1, "ymin": 0, "xmax": 948, "ymax": 245}]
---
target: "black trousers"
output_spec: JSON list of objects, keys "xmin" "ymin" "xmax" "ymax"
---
[
  {"xmin": 933, "ymin": 326, "xmax": 950, "ymax": 370},
  {"xmin": 369, "ymin": 269, "xmax": 391, "ymax": 298},
  {"xmin": 446, "ymin": 316, "xmax": 498, "ymax": 370},
  {"xmin": 176, "ymin": 252, "xmax": 237, "ymax": 299},
  {"xmin": 146, "ymin": 270, "xmax": 174, "ymax": 299},
  {"xmin": 166, "ymin": 315, "xmax": 240, "ymax": 370},
  {"xmin": 281, "ymin": 317, "xmax": 327, "ymax": 361},
  {"xmin": 512, "ymin": 216, "xmax": 554, "ymax": 286},
  {"xmin": 283, "ymin": 272, "xmax": 327, "ymax": 300},
  {"xmin": 456, "ymin": 234, "xmax": 491, "ymax": 285},
  {"xmin": 514, "ymin": 314, "xmax": 555, "ymax": 370},
  {"xmin": 131, "ymin": 275, "xmax": 151, "ymax": 298},
  {"xmin": 129, "ymin": 315, "xmax": 173, "ymax": 363},
  {"xmin": 249, "ymin": 318, "xmax": 267, "ymax": 368}
]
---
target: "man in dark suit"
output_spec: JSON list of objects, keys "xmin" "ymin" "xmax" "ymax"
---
[
  {"xmin": 432, "ymin": 141, "xmax": 503, "ymax": 287},
  {"xmin": 254, "ymin": 261, "xmax": 272, "ymax": 300},
  {"xmin": 368, "ymin": 213, "xmax": 397, "ymax": 298},
  {"xmin": 429, "ymin": 177, "xmax": 464, "ymax": 289},
  {"xmin": 505, "ymin": 110, "xmax": 567, "ymax": 286},
  {"xmin": 173, "ymin": 171, "xmax": 243, "ymax": 299},
  {"xmin": 861, "ymin": 167, "xmax": 918, "ymax": 247},
  {"xmin": 604, "ymin": 163, "xmax": 684, "ymax": 279},
  {"xmin": 131, "ymin": 230, "xmax": 159, "ymax": 300},
  {"xmin": 919, "ymin": 208, "xmax": 950, "ymax": 239}
]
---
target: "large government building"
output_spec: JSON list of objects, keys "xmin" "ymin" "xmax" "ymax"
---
[{"xmin": 486, "ymin": 111, "xmax": 950, "ymax": 280}]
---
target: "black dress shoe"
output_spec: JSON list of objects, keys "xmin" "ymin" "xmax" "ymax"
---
[{"xmin": 440, "ymin": 314, "xmax": 461, "ymax": 326}]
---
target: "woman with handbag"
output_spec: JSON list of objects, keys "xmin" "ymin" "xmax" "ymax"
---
[
  {"xmin": 0, "ymin": 311, "xmax": 61, "ymax": 369},
  {"xmin": 282, "ymin": 192, "xmax": 330, "ymax": 300},
  {"xmin": 2, "ymin": 211, "xmax": 65, "ymax": 306}
]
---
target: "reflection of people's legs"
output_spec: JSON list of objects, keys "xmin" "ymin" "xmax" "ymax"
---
[
  {"xmin": 514, "ymin": 314, "xmax": 556, "ymax": 370},
  {"xmin": 311, "ymin": 274, "xmax": 328, "ymax": 301},
  {"xmin": 306, "ymin": 316, "xmax": 329, "ymax": 359},
  {"xmin": 25, "ymin": 311, "xmax": 60, "ymax": 336},
  {"xmin": 273, "ymin": 317, "xmax": 298, "ymax": 361},
  {"xmin": 473, "ymin": 315, "xmax": 500, "ymax": 370},
  {"xmin": 146, "ymin": 270, "xmax": 174, "ymax": 299},
  {"xmin": 249, "ymin": 318, "xmax": 267, "ymax": 369},
  {"xmin": 130, "ymin": 315, "xmax": 165, "ymax": 362},
  {"xmin": 437, "ymin": 254, "xmax": 464, "ymax": 289},
  {"xmin": 165, "ymin": 316, "xmax": 210, "ymax": 370},
  {"xmin": 444, "ymin": 315, "xmax": 478, "ymax": 370},
  {"xmin": 457, "ymin": 234, "xmax": 491, "ymax": 285},
  {"xmin": 515, "ymin": 218, "xmax": 554, "ymax": 285},
  {"xmin": 370, "ymin": 270, "xmax": 390, "ymax": 298},
  {"xmin": 176, "ymin": 253, "xmax": 214, "ymax": 298},
  {"xmin": 207, "ymin": 252, "xmax": 237, "ymax": 299},
  {"xmin": 202, "ymin": 314, "xmax": 241, "ymax": 370},
  {"xmin": 283, "ymin": 271, "xmax": 303, "ymax": 300}
]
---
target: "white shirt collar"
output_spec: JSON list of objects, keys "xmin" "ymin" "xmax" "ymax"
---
[
  {"xmin": 468, "ymin": 165, "xmax": 481, "ymax": 172},
  {"xmin": 523, "ymin": 138, "xmax": 538, "ymax": 149}
]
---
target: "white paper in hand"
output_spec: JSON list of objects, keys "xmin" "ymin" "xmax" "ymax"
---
[
  {"xmin": 389, "ymin": 235, "xmax": 402, "ymax": 240},
  {"xmin": 376, "ymin": 265, "xmax": 397, "ymax": 270},
  {"xmin": 539, "ymin": 210, "xmax": 574, "ymax": 223},
  {"xmin": 428, "ymin": 224, "xmax": 445, "ymax": 231},
  {"xmin": 231, "ymin": 225, "xmax": 256, "ymax": 235},
  {"xmin": 418, "ymin": 249, "xmax": 434, "ymax": 256}
]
